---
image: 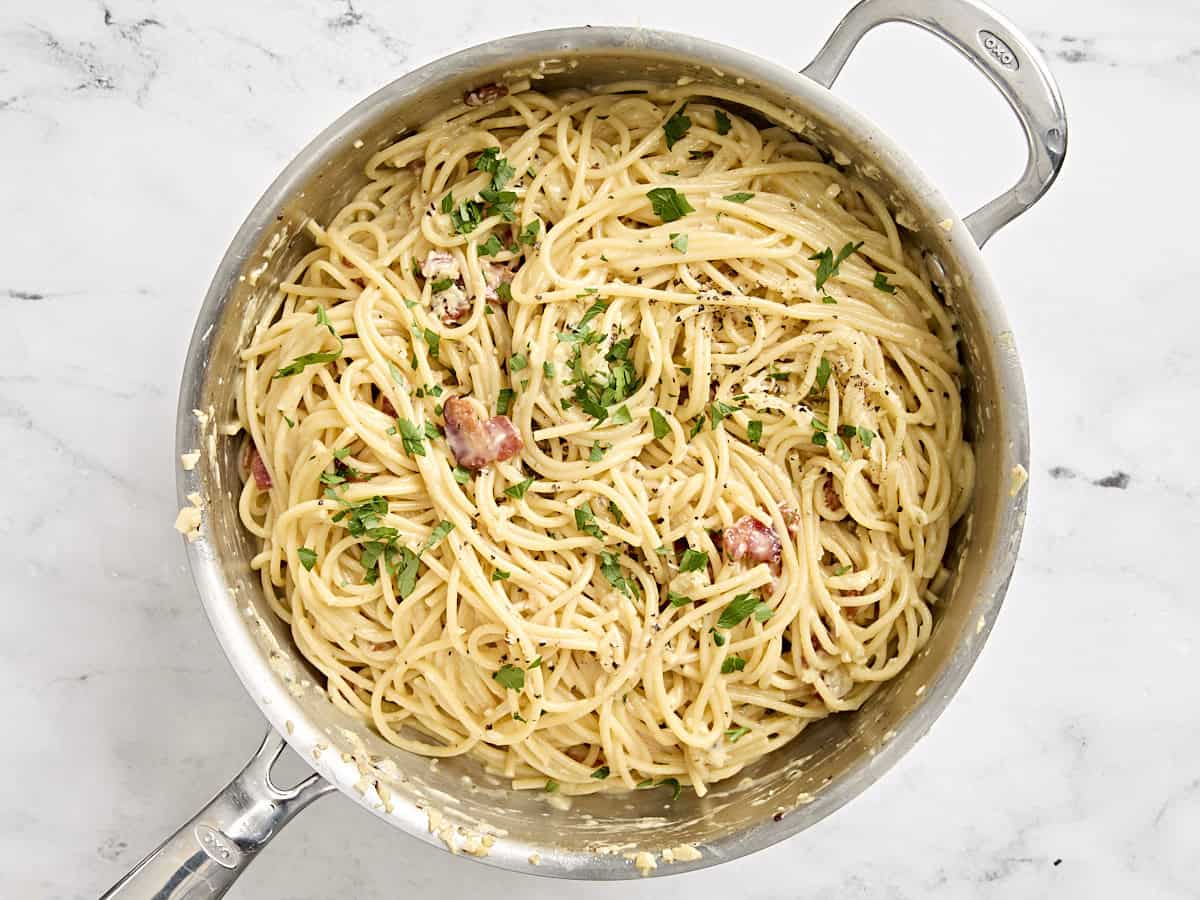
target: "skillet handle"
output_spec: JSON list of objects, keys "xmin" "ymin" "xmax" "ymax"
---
[
  {"xmin": 802, "ymin": 0, "xmax": 1067, "ymax": 247},
  {"xmin": 98, "ymin": 731, "xmax": 334, "ymax": 900}
]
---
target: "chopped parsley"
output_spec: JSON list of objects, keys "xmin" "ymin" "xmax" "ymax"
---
[
  {"xmin": 440, "ymin": 192, "xmax": 455, "ymax": 214},
  {"xmin": 600, "ymin": 550, "xmax": 635, "ymax": 597},
  {"xmin": 710, "ymin": 400, "xmax": 738, "ymax": 430},
  {"xmin": 650, "ymin": 408, "xmax": 671, "ymax": 440},
  {"xmin": 874, "ymin": 272, "xmax": 896, "ymax": 293},
  {"xmin": 589, "ymin": 441, "xmax": 607, "ymax": 462},
  {"xmin": 610, "ymin": 404, "xmax": 632, "ymax": 426},
  {"xmin": 591, "ymin": 766, "xmax": 611, "ymax": 780},
  {"xmin": 669, "ymin": 232, "xmax": 688, "ymax": 253},
  {"xmin": 509, "ymin": 353, "xmax": 528, "ymax": 372},
  {"xmin": 575, "ymin": 502, "xmax": 604, "ymax": 540},
  {"xmin": 809, "ymin": 241, "xmax": 864, "ymax": 294},
  {"xmin": 422, "ymin": 328, "xmax": 440, "ymax": 359},
  {"xmin": 747, "ymin": 419, "xmax": 763, "ymax": 444},
  {"xmin": 679, "ymin": 548, "xmax": 708, "ymax": 573},
  {"xmin": 816, "ymin": 356, "xmax": 832, "ymax": 391},
  {"xmin": 474, "ymin": 146, "xmax": 515, "ymax": 190},
  {"xmin": 496, "ymin": 282, "xmax": 512, "ymax": 302},
  {"xmin": 396, "ymin": 418, "xmax": 426, "ymax": 456},
  {"xmin": 543, "ymin": 361, "xmax": 555, "ymax": 380},
  {"xmin": 274, "ymin": 305, "xmax": 344, "ymax": 378},
  {"xmin": 833, "ymin": 564, "xmax": 851, "ymax": 576},
  {"xmin": 492, "ymin": 569, "xmax": 511, "ymax": 581},
  {"xmin": 723, "ymin": 192, "xmax": 754, "ymax": 203},
  {"xmin": 493, "ymin": 664, "xmax": 525, "ymax": 691},
  {"xmin": 519, "ymin": 218, "xmax": 541, "ymax": 245},
  {"xmin": 717, "ymin": 592, "xmax": 762, "ymax": 629},
  {"xmin": 504, "ymin": 476, "xmax": 534, "ymax": 500},
  {"xmin": 450, "ymin": 197, "xmax": 485, "ymax": 234},
  {"xmin": 282, "ymin": 414, "xmax": 295, "ymax": 428},
  {"xmin": 478, "ymin": 233, "xmax": 503, "ymax": 256},
  {"xmin": 480, "ymin": 188, "xmax": 517, "ymax": 222},
  {"xmin": 646, "ymin": 187, "xmax": 694, "ymax": 223},
  {"xmin": 430, "ymin": 278, "xmax": 453, "ymax": 293},
  {"xmin": 297, "ymin": 548, "xmax": 318, "ymax": 571},
  {"xmin": 725, "ymin": 726, "xmax": 750, "ymax": 742},
  {"xmin": 453, "ymin": 465, "xmax": 471, "ymax": 484},
  {"xmin": 714, "ymin": 109, "xmax": 732, "ymax": 135},
  {"xmin": 668, "ymin": 591, "xmax": 693, "ymax": 607},
  {"xmin": 497, "ymin": 388, "xmax": 515, "ymax": 416},
  {"xmin": 663, "ymin": 102, "xmax": 691, "ymax": 149},
  {"xmin": 689, "ymin": 417, "xmax": 704, "ymax": 439},
  {"xmin": 544, "ymin": 780, "xmax": 559, "ymax": 793},
  {"xmin": 721, "ymin": 655, "xmax": 747, "ymax": 674}
]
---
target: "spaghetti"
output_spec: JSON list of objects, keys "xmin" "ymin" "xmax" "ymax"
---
[{"xmin": 235, "ymin": 83, "xmax": 974, "ymax": 797}]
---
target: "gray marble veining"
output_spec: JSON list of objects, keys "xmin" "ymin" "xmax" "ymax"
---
[{"xmin": 2, "ymin": 1, "xmax": 1196, "ymax": 897}]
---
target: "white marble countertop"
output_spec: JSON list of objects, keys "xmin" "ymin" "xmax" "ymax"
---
[{"xmin": 4, "ymin": 0, "xmax": 1196, "ymax": 897}]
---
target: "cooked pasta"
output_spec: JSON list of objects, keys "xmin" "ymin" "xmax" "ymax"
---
[{"xmin": 235, "ymin": 81, "xmax": 974, "ymax": 797}]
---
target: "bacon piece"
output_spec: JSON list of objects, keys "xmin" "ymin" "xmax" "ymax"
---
[
  {"xmin": 432, "ymin": 283, "xmax": 471, "ymax": 325},
  {"xmin": 443, "ymin": 396, "xmax": 523, "ymax": 469},
  {"xmin": 722, "ymin": 515, "xmax": 781, "ymax": 574},
  {"xmin": 823, "ymin": 477, "xmax": 842, "ymax": 511},
  {"xmin": 464, "ymin": 82, "xmax": 508, "ymax": 107},
  {"xmin": 421, "ymin": 250, "xmax": 459, "ymax": 281},
  {"xmin": 482, "ymin": 261, "xmax": 512, "ymax": 301},
  {"xmin": 247, "ymin": 445, "xmax": 272, "ymax": 490},
  {"xmin": 779, "ymin": 504, "xmax": 801, "ymax": 537}
]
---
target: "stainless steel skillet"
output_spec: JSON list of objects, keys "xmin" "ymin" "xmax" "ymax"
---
[{"xmin": 104, "ymin": 0, "xmax": 1065, "ymax": 894}]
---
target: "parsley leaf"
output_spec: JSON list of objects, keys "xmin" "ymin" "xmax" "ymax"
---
[
  {"xmin": 721, "ymin": 655, "xmax": 747, "ymax": 674},
  {"xmin": 714, "ymin": 109, "xmax": 732, "ymax": 135},
  {"xmin": 591, "ymin": 766, "xmax": 610, "ymax": 780},
  {"xmin": 492, "ymin": 569, "xmax": 510, "ymax": 581},
  {"xmin": 297, "ymin": 548, "xmax": 318, "ymax": 571},
  {"xmin": 723, "ymin": 192, "xmax": 754, "ymax": 203},
  {"xmin": 809, "ymin": 241, "xmax": 864, "ymax": 293},
  {"xmin": 519, "ymin": 218, "xmax": 541, "ymax": 245},
  {"xmin": 430, "ymin": 278, "xmax": 453, "ymax": 293},
  {"xmin": 424, "ymin": 520, "xmax": 454, "ymax": 550},
  {"xmin": 752, "ymin": 601, "xmax": 773, "ymax": 622},
  {"xmin": 669, "ymin": 232, "xmax": 688, "ymax": 253},
  {"xmin": 504, "ymin": 477, "xmax": 534, "ymax": 500},
  {"xmin": 725, "ymin": 726, "xmax": 750, "ymax": 742},
  {"xmin": 874, "ymin": 272, "xmax": 896, "ymax": 293},
  {"xmin": 497, "ymin": 388, "xmax": 515, "ymax": 416},
  {"xmin": 509, "ymin": 353, "xmax": 528, "ymax": 372},
  {"xmin": 480, "ymin": 188, "xmax": 517, "ymax": 222},
  {"xmin": 474, "ymin": 147, "xmax": 515, "ymax": 190},
  {"xmin": 478, "ymin": 234, "xmax": 503, "ymax": 257},
  {"xmin": 589, "ymin": 441, "xmax": 606, "ymax": 462},
  {"xmin": 600, "ymin": 550, "xmax": 634, "ymax": 597},
  {"xmin": 857, "ymin": 426, "xmax": 875, "ymax": 448},
  {"xmin": 717, "ymin": 592, "xmax": 761, "ymax": 628},
  {"xmin": 816, "ymin": 356, "xmax": 832, "ymax": 391},
  {"xmin": 679, "ymin": 548, "xmax": 708, "ymax": 573},
  {"xmin": 440, "ymin": 192, "xmax": 454, "ymax": 214},
  {"xmin": 543, "ymin": 361, "xmax": 555, "ymax": 380},
  {"xmin": 575, "ymin": 502, "xmax": 604, "ymax": 540},
  {"xmin": 396, "ymin": 418, "xmax": 426, "ymax": 456},
  {"xmin": 453, "ymin": 465, "xmax": 471, "ymax": 484},
  {"xmin": 450, "ymin": 198, "xmax": 485, "ymax": 234},
  {"xmin": 663, "ymin": 102, "xmax": 691, "ymax": 149},
  {"xmin": 647, "ymin": 187, "xmax": 694, "ymax": 223},
  {"xmin": 650, "ymin": 408, "xmax": 670, "ymax": 440},
  {"xmin": 493, "ymin": 664, "xmax": 524, "ymax": 691},
  {"xmin": 710, "ymin": 400, "xmax": 738, "ymax": 430},
  {"xmin": 833, "ymin": 563, "xmax": 851, "ymax": 576},
  {"xmin": 610, "ymin": 404, "xmax": 632, "ymax": 426},
  {"xmin": 422, "ymin": 328, "xmax": 440, "ymax": 359},
  {"xmin": 274, "ymin": 306, "xmax": 344, "ymax": 378},
  {"xmin": 668, "ymin": 591, "xmax": 692, "ymax": 607},
  {"xmin": 747, "ymin": 419, "xmax": 763, "ymax": 444}
]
